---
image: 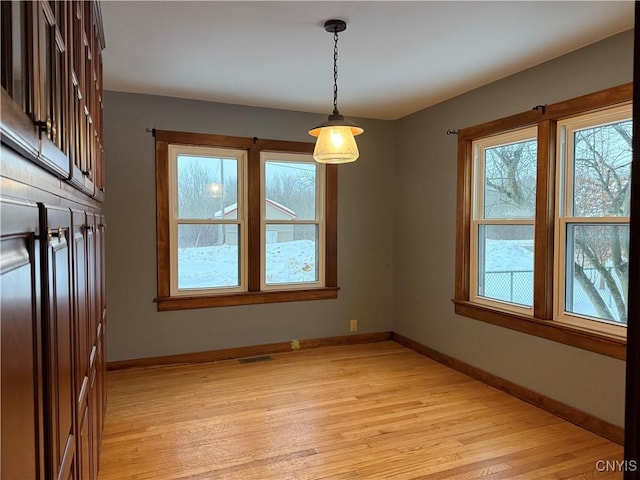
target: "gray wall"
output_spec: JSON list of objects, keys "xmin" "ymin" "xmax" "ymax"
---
[
  {"xmin": 393, "ymin": 30, "xmax": 633, "ymax": 427},
  {"xmin": 104, "ymin": 29, "xmax": 632, "ymax": 427},
  {"xmin": 103, "ymin": 94, "xmax": 396, "ymax": 362}
]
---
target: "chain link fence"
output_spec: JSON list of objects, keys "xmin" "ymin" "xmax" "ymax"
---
[
  {"xmin": 482, "ymin": 270, "xmax": 533, "ymax": 307},
  {"xmin": 481, "ymin": 267, "xmax": 625, "ymax": 323}
]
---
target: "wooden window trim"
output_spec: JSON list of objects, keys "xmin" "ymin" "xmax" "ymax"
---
[
  {"xmin": 455, "ymin": 83, "xmax": 631, "ymax": 360},
  {"xmin": 155, "ymin": 129, "xmax": 338, "ymax": 310}
]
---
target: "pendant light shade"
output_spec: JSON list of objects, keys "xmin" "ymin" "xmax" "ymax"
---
[
  {"xmin": 309, "ymin": 112, "xmax": 364, "ymax": 164},
  {"xmin": 309, "ymin": 19, "xmax": 363, "ymax": 164}
]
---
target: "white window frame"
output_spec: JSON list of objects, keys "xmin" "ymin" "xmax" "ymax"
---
[
  {"xmin": 555, "ymin": 105, "xmax": 631, "ymax": 336},
  {"xmin": 168, "ymin": 144, "xmax": 248, "ymax": 297},
  {"xmin": 470, "ymin": 127, "xmax": 538, "ymax": 315},
  {"xmin": 260, "ymin": 151, "xmax": 326, "ymax": 291}
]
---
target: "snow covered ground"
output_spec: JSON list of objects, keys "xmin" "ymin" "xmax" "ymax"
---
[
  {"xmin": 483, "ymin": 239, "xmax": 624, "ymax": 323},
  {"xmin": 484, "ymin": 239, "xmax": 533, "ymax": 272},
  {"xmin": 176, "ymin": 238, "xmax": 624, "ymax": 323},
  {"xmin": 483, "ymin": 239, "xmax": 534, "ymax": 306},
  {"xmin": 177, "ymin": 239, "xmax": 317, "ymax": 289}
]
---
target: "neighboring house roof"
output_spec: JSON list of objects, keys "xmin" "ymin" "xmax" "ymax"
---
[{"xmin": 214, "ymin": 198, "xmax": 297, "ymax": 219}]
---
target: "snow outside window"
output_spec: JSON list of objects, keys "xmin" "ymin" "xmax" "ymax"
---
[
  {"xmin": 471, "ymin": 127, "xmax": 538, "ymax": 313},
  {"xmin": 455, "ymin": 84, "xmax": 631, "ymax": 356},
  {"xmin": 261, "ymin": 152, "xmax": 325, "ymax": 290},
  {"xmin": 168, "ymin": 145, "xmax": 247, "ymax": 296},
  {"xmin": 556, "ymin": 105, "xmax": 631, "ymax": 331},
  {"xmin": 155, "ymin": 129, "xmax": 339, "ymax": 310}
]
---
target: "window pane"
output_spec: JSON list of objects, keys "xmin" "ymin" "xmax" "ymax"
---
[
  {"xmin": 265, "ymin": 224, "xmax": 318, "ymax": 285},
  {"xmin": 477, "ymin": 225, "xmax": 534, "ymax": 306},
  {"xmin": 177, "ymin": 224, "xmax": 240, "ymax": 289},
  {"xmin": 265, "ymin": 161, "xmax": 317, "ymax": 220},
  {"xmin": 573, "ymin": 120, "xmax": 632, "ymax": 217},
  {"xmin": 177, "ymin": 155, "xmax": 238, "ymax": 220},
  {"xmin": 565, "ymin": 224, "xmax": 628, "ymax": 324},
  {"xmin": 483, "ymin": 139, "xmax": 537, "ymax": 219}
]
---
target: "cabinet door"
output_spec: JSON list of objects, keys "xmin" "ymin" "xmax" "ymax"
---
[
  {"xmin": 71, "ymin": 208, "xmax": 89, "ymax": 385},
  {"xmin": 59, "ymin": 435, "xmax": 78, "ymax": 480},
  {"xmin": 86, "ymin": 212, "xmax": 97, "ymax": 345},
  {"xmin": 93, "ymin": 41, "xmax": 105, "ymax": 201},
  {"xmin": 0, "ymin": 1, "xmax": 40, "ymax": 160},
  {"xmin": 71, "ymin": 208, "xmax": 90, "ymax": 480},
  {"xmin": 77, "ymin": 403, "xmax": 91, "ymax": 480},
  {"xmin": 89, "ymin": 361, "xmax": 99, "ymax": 480},
  {"xmin": 85, "ymin": 212, "xmax": 99, "ymax": 478},
  {"xmin": 71, "ymin": 208, "xmax": 100, "ymax": 480},
  {"xmin": 68, "ymin": 1, "xmax": 94, "ymax": 196},
  {"xmin": 36, "ymin": 0, "xmax": 70, "ymax": 176},
  {"xmin": 96, "ymin": 215, "xmax": 107, "ymax": 428},
  {"xmin": 0, "ymin": 198, "xmax": 45, "ymax": 480},
  {"xmin": 40, "ymin": 204, "xmax": 75, "ymax": 480}
]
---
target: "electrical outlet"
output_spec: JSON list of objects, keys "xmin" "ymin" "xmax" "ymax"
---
[
  {"xmin": 350, "ymin": 319, "xmax": 358, "ymax": 332},
  {"xmin": 291, "ymin": 339, "xmax": 300, "ymax": 350}
]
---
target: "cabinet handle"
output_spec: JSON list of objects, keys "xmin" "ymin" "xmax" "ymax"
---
[
  {"xmin": 35, "ymin": 117, "xmax": 53, "ymax": 138},
  {"xmin": 83, "ymin": 224, "xmax": 95, "ymax": 233},
  {"xmin": 47, "ymin": 227, "xmax": 65, "ymax": 242}
]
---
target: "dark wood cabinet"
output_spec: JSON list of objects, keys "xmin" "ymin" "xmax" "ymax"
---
[
  {"xmin": 78, "ymin": 402, "xmax": 91, "ymax": 480},
  {"xmin": 96, "ymin": 215, "xmax": 107, "ymax": 440},
  {"xmin": 71, "ymin": 209, "xmax": 105, "ymax": 480},
  {"xmin": 0, "ymin": 199, "xmax": 45, "ymax": 480},
  {"xmin": 1, "ymin": 0, "xmax": 105, "ymax": 194},
  {"xmin": 40, "ymin": 204, "xmax": 76, "ymax": 480},
  {"xmin": 1, "ymin": 200, "xmax": 106, "ymax": 480},
  {"xmin": 1, "ymin": 1, "xmax": 106, "ymax": 478}
]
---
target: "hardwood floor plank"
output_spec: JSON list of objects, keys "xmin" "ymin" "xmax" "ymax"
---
[{"xmin": 98, "ymin": 342, "xmax": 623, "ymax": 480}]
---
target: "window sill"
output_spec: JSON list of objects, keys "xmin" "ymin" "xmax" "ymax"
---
[
  {"xmin": 156, "ymin": 287, "xmax": 340, "ymax": 311},
  {"xmin": 452, "ymin": 299, "xmax": 626, "ymax": 360}
]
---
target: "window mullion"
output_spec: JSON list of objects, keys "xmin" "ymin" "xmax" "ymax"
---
[
  {"xmin": 247, "ymin": 145, "xmax": 261, "ymax": 292},
  {"xmin": 534, "ymin": 119, "xmax": 556, "ymax": 320}
]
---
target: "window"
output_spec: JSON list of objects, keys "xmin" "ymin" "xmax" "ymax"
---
[
  {"xmin": 261, "ymin": 152, "xmax": 325, "ymax": 290},
  {"xmin": 455, "ymin": 84, "xmax": 631, "ymax": 359},
  {"xmin": 471, "ymin": 127, "xmax": 537, "ymax": 311},
  {"xmin": 155, "ymin": 131, "xmax": 338, "ymax": 310},
  {"xmin": 556, "ymin": 106, "xmax": 631, "ymax": 333},
  {"xmin": 169, "ymin": 145, "xmax": 247, "ymax": 295}
]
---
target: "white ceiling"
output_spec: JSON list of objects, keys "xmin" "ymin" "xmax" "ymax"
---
[{"xmin": 101, "ymin": 1, "xmax": 634, "ymax": 121}]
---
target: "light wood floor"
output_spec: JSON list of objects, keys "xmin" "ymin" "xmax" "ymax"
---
[{"xmin": 98, "ymin": 341, "xmax": 623, "ymax": 480}]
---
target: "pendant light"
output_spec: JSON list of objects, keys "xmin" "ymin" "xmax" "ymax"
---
[{"xmin": 309, "ymin": 19, "xmax": 364, "ymax": 164}]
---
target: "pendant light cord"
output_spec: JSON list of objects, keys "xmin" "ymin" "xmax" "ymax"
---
[{"xmin": 333, "ymin": 28, "xmax": 339, "ymax": 115}]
